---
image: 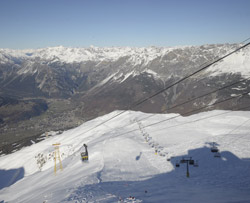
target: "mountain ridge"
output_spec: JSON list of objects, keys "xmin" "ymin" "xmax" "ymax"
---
[
  {"xmin": 0, "ymin": 43, "xmax": 250, "ymax": 151},
  {"xmin": 0, "ymin": 43, "xmax": 241, "ymax": 65}
]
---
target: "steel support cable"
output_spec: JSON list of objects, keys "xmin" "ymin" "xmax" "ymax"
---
[
  {"xmin": 241, "ymin": 37, "xmax": 250, "ymax": 44},
  {"xmin": 118, "ymin": 104, "xmax": 250, "ymax": 138},
  {"xmin": 142, "ymin": 91, "xmax": 250, "ymax": 129},
  {"xmin": 178, "ymin": 116, "xmax": 250, "ymax": 159},
  {"xmin": 11, "ymin": 42, "xmax": 248, "ymax": 137},
  {"xmin": 153, "ymin": 105, "xmax": 250, "ymax": 133},
  {"xmin": 218, "ymin": 118, "xmax": 250, "ymax": 143},
  {"xmin": 92, "ymin": 104, "xmax": 250, "ymax": 143},
  {"xmin": 2, "ymin": 42, "xmax": 250, "ymax": 150},
  {"xmin": 225, "ymin": 118, "xmax": 250, "ymax": 135},
  {"xmin": 83, "ymin": 44, "xmax": 223, "ymax": 103},
  {"xmin": 131, "ymin": 42, "xmax": 250, "ymax": 109},
  {"xmin": 1, "ymin": 40, "xmax": 250, "ymax": 152},
  {"xmin": 226, "ymin": 131, "xmax": 250, "ymax": 142},
  {"xmin": 79, "ymin": 42, "xmax": 250, "ymax": 136},
  {"xmin": 115, "ymin": 92, "xmax": 250, "ymax": 137},
  {"xmin": 131, "ymin": 41, "xmax": 250, "ymax": 108},
  {"xmin": 101, "ymin": 81, "xmax": 250, "ymax": 137},
  {"xmin": 135, "ymin": 76, "xmax": 250, "ymax": 123},
  {"xmin": 174, "ymin": 117, "xmax": 250, "ymax": 164},
  {"xmin": 89, "ymin": 76, "xmax": 250, "ymax": 138}
]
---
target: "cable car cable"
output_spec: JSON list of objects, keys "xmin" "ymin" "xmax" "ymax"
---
[
  {"xmin": 115, "ymin": 94, "xmax": 250, "ymax": 137},
  {"xmin": 135, "ymin": 76, "xmax": 250, "ymax": 123},
  {"xmin": 79, "ymin": 40, "xmax": 250, "ymax": 136}
]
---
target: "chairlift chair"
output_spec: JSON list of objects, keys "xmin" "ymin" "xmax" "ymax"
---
[
  {"xmin": 189, "ymin": 159, "xmax": 194, "ymax": 165},
  {"xmin": 194, "ymin": 160, "xmax": 199, "ymax": 167},
  {"xmin": 211, "ymin": 147, "xmax": 219, "ymax": 153},
  {"xmin": 214, "ymin": 152, "xmax": 221, "ymax": 158},
  {"xmin": 211, "ymin": 142, "xmax": 219, "ymax": 153}
]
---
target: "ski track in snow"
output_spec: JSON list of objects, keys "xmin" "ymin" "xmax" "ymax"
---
[{"xmin": 0, "ymin": 110, "xmax": 250, "ymax": 202}]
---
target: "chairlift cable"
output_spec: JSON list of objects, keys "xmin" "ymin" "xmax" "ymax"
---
[
  {"xmin": 80, "ymin": 73, "xmax": 250, "ymax": 139},
  {"xmin": 79, "ymin": 40, "xmax": 250, "ymax": 136},
  {"xmin": 135, "ymin": 76, "xmax": 250, "ymax": 123},
  {"xmin": 116, "ymin": 101, "xmax": 250, "ymax": 137},
  {"xmin": 220, "ymin": 118, "xmax": 250, "ymax": 144},
  {"xmin": 144, "ymin": 91, "xmax": 250, "ymax": 130},
  {"xmin": 131, "ymin": 42, "xmax": 250, "ymax": 109}
]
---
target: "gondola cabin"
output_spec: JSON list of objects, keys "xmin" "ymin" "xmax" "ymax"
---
[
  {"xmin": 81, "ymin": 144, "xmax": 88, "ymax": 161},
  {"xmin": 81, "ymin": 152, "xmax": 88, "ymax": 161}
]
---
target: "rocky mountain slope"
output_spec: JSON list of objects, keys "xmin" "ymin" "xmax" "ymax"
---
[{"xmin": 0, "ymin": 43, "xmax": 250, "ymax": 151}]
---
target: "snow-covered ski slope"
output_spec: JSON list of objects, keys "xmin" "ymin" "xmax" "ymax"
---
[{"xmin": 0, "ymin": 110, "xmax": 250, "ymax": 203}]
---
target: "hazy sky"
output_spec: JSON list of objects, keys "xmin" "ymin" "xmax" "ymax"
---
[{"xmin": 0, "ymin": 0, "xmax": 250, "ymax": 49}]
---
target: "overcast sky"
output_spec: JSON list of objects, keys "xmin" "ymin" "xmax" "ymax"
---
[{"xmin": 0, "ymin": 0, "xmax": 250, "ymax": 49}]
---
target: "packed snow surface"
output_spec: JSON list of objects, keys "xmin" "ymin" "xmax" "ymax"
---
[{"xmin": 0, "ymin": 110, "xmax": 250, "ymax": 203}]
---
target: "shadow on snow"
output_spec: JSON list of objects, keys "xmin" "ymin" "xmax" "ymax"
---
[
  {"xmin": 0, "ymin": 167, "xmax": 25, "ymax": 190},
  {"xmin": 64, "ymin": 145, "xmax": 250, "ymax": 203}
]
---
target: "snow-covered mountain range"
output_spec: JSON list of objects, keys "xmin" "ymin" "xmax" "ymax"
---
[
  {"xmin": 1, "ymin": 46, "xmax": 173, "ymax": 64},
  {"xmin": 1, "ymin": 44, "xmax": 250, "ymax": 76},
  {"xmin": 0, "ymin": 44, "xmax": 250, "ymax": 153}
]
